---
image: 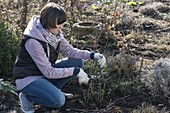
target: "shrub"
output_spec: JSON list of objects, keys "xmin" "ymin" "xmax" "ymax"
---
[
  {"xmin": 131, "ymin": 102, "xmax": 168, "ymax": 113},
  {"xmin": 0, "ymin": 21, "xmax": 19, "ymax": 78},
  {"xmin": 140, "ymin": 58, "xmax": 170, "ymax": 96}
]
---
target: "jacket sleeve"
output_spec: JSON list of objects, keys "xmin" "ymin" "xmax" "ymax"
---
[
  {"xmin": 25, "ymin": 38, "xmax": 75, "ymax": 79},
  {"xmin": 59, "ymin": 35, "xmax": 92, "ymax": 59}
]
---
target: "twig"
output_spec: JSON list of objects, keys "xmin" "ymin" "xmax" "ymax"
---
[
  {"xmin": 112, "ymin": 95, "xmax": 130, "ymax": 104},
  {"xmin": 139, "ymin": 56, "xmax": 144, "ymax": 72},
  {"xmin": 66, "ymin": 108, "xmax": 89, "ymax": 112},
  {"xmin": 92, "ymin": 95, "xmax": 130, "ymax": 113}
]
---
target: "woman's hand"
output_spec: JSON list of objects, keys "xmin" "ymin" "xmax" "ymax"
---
[
  {"xmin": 77, "ymin": 68, "xmax": 90, "ymax": 85},
  {"xmin": 94, "ymin": 53, "xmax": 106, "ymax": 68}
]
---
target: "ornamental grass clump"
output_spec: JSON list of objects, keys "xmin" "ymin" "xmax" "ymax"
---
[
  {"xmin": 140, "ymin": 58, "xmax": 170, "ymax": 97},
  {"xmin": 152, "ymin": 58, "xmax": 170, "ymax": 96},
  {"xmin": 107, "ymin": 52, "xmax": 138, "ymax": 78},
  {"xmin": 131, "ymin": 102, "xmax": 168, "ymax": 113}
]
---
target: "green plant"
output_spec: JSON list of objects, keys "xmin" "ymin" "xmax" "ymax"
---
[
  {"xmin": 83, "ymin": 79, "xmax": 107, "ymax": 105},
  {"xmin": 83, "ymin": 61, "xmax": 107, "ymax": 105},
  {"xmin": 0, "ymin": 21, "xmax": 19, "ymax": 78},
  {"xmin": 0, "ymin": 79, "xmax": 18, "ymax": 95}
]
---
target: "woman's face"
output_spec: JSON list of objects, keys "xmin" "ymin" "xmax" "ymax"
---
[{"xmin": 48, "ymin": 23, "xmax": 64, "ymax": 35}]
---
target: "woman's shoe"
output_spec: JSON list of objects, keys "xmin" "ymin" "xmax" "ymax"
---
[{"xmin": 19, "ymin": 92, "xmax": 35, "ymax": 113}]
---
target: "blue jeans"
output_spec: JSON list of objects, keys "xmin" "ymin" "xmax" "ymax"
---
[{"xmin": 20, "ymin": 58, "xmax": 84, "ymax": 108}]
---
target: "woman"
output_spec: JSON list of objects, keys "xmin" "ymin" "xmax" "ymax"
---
[{"xmin": 13, "ymin": 2, "xmax": 106, "ymax": 113}]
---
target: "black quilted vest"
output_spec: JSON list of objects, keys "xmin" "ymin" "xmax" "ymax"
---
[{"xmin": 13, "ymin": 35, "xmax": 60, "ymax": 79}]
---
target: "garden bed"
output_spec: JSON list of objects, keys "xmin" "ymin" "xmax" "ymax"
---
[{"xmin": 0, "ymin": 0, "xmax": 170, "ymax": 113}]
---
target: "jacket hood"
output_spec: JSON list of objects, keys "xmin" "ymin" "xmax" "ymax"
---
[{"xmin": 23, "ymin": 15, "xmax": 48, "ymax": 43}]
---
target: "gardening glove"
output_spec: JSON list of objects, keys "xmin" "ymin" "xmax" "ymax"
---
[
  {"xmin": 77, "ymin": 68, "xmax": 90, "ymax": 85},
  {"xmin": 94, "ymin": 53, "xmax": 106, "ymax": 68}
]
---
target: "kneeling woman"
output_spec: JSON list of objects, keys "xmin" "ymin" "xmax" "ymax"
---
[{"xmin": 13, "ymin": 2, "xmax": 106, "ymax": 113}]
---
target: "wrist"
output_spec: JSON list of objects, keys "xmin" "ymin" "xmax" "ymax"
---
[
  {"xmin": 73, "ymin": 67, "xmax": 80, "ymax": 75},
  {"xmin": 90, "ymin": 52, "xmax": 95, "ymax": 60}
]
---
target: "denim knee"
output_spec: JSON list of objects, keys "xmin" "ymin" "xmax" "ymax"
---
[
  {"xmin": 79, "ymin": 59, "xmax": 84, "ymax": 68},
  {"xmin": 49, "ymin": 94, "xmax": 65, "ymax": 108}
]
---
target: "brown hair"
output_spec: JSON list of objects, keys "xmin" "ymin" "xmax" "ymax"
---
[{"xmin": 40, "ymin": 2, "xmax": 67, "ymax": 29}]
